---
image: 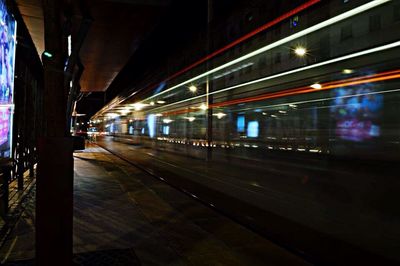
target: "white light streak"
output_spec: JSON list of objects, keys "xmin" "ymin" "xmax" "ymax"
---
[
  {"xmin": 106, "ymin": 113, "xmax": 119, "ymax": 119},
  {"xmin": 143, "ymin": 0, "xmax": 390, "ymax": 103},
  {"xmin": 184, "ymin": 117, "xmax": 196, "ymax": 122},
  {"xmin": 149, "ymin": 40, "xmax": 400, "ymax": 112},
  {"xmin": 199, "ymin": 103, "xmax": 208, "ymax": 110},
  {"xmin": 163, "ymin": 119, "xmax": 173, "ymax": 124},
  {"xmin": 237, "ymin": 88, "xmax": 400, "ymax": 113},
  {"xmin": 310, "ymin": 83, "xmax": 322, "ymax": 90},
  {"xmin": 213, "ymin": 112, "xmax": 226, "ymax": 119},
  {"xmin": 130, "ymin": 103, "xmax": 148, "ymax": 111},
  {"xmin": 342, "ymin": 69, "xmax": 355, "ymax": 74}
]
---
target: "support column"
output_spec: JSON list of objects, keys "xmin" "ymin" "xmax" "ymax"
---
[
  {"xmin": 36, "ymin": 0, "xmax": 73, "ymax": 265},
  {"xmin": 206, "ymin": 0, "xmax": 213, "ymax": 161},
  {"xmin": 206, "ymin": 82, "xmax": 213, "ymax": 161}
]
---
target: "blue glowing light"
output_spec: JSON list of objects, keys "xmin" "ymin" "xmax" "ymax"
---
[
  {"xmin": 43, "ymin": 51, "xmax": 53, "ymax": 58},
  {"xmin": 247, "ymin": 121, "xmax": 259, "ymax": 138},
  {"xmin": 163, "ymin": 126, "xmax": 170, "ymax": 135},
  {"xmin": 147, "ymin": 114, "xmax": 156, "ymax": 138},
  {"xmin": 153, "ymin": 82, "xmax": 166, "ymax": 95},
  {"xmin": 237, "ymin": 116, "xmax": 245, "ymax": 132}
]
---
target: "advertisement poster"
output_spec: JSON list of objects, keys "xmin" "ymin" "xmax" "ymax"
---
[
  {"xmin": 0, "ymin": 0, "xmax": 16, "ymax": 157},
  {"xmin": 331, "ymin": 82, "xmax": 382, "ymax": 142}
]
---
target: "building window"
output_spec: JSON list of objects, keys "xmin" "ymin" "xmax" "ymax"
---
[
  {"xmin": 369, "ymin": 15, "xmax": 381, "ymax": 32},
  {"xmin": 245, "ymin": 12, "xmax": 254, "ymax": 22},
  {"xmin": 229, "ymin": 26, "xmax": 236, "ymax": 39},
  {"xmin": 229, "ymin": 48, "xmax": 234, "ymax": 57},
  {"xmin": 274, "ymin": 52, "xmax": 281, "ymax": 64},
  {"xmin": 340, "ymin": 25, "xmax": 353, "ymax": 41},
  {"xmin": 319, "ymin": 35, "xmax": 330, "ymax": 60},
  {"xmin": 245, "ymin": 38, "xmax": 253, "ymax": 50},
  {"xmin": 259, "ymin": 57, "xmax": 267, "ymax": 67},
  {"xmin": 245, "ymin": 64, "xmax": 252, "ymax": 74},
  {"xmin": 274, "ymin": 27, "xmax": 281, "ymax": 37},
  {"xmin": 260, "ymin": 31, "xmax": 267, "ymax": 41},
  {"xmin": 394, "ymin": 4, "xmax": 400, "ymax": 21}
]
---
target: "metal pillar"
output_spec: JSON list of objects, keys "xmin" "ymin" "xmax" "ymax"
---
[
  {"xmin": 36, "ymin": 0, "xmax": 73, "ymax": 265},
  {"xmin": 206, "ymin": 0, "xmax": 213, "ymax": 161},
  {"xmin": 206, "ymin": 81, "xmax": 213, "ymax": 161}
]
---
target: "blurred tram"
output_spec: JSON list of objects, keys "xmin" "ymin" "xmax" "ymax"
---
[{"xmin": 92, "ymin": 0, "xmax": 400, "ymax": 263}]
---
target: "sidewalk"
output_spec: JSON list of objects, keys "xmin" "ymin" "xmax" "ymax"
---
[{"xmin": 0, "ymin": 143, "xmax": 309, "ymax": 265}]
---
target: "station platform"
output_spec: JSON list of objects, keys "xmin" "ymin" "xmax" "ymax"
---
[{"xmin": 0, "ymin": 143, "xmax": 309, "ymax": 265}]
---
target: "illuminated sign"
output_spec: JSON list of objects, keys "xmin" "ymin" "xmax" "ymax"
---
[{"xmin": 0, "ymin": 0, "xmax": 16, "ymax": 158}]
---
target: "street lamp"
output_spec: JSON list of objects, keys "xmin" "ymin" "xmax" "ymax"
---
[
  {"xmin": 294, "ymin": 46, "xmax": 307, "ymax": 57},
  {"xmin": 189, "ymin": 85, "xmax": 197, "ymax": 93}
]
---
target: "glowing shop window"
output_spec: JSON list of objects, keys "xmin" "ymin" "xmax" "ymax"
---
[
  {"xmin": 237, "ymin": 116, "xmax": 245, "ymax": 132},
  {"xmin": 247, "ymin": 121, "xmax": 259, "ymax": 138}
]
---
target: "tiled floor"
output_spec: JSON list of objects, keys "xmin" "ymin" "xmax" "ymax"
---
[{"xmin": 0, "ymin": 144, "xmax": 310, "ymax": 265}]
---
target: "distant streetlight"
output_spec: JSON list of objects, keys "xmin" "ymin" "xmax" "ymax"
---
[
  {"xmin": 199, "ymin": 103, "xmax": 208, "ymax": 110},
  {"xmin": 310, "ymin": 83, "xmax": 322, "ymax": 90},
  {"xmin": 163, "ymin": 119, "xmax": 173, "ymax": 124},
  {"xmin": 294, "ymin": 46, "xmax": 307, "ymax": 57},
  {"xmin": 189, "ymin": 85, "xmax": 197, "ymax": 93},
  {"xmin": 213, "ymin": 112, "xmax": 226, "ymax": 119},
  {"xmin": 342, "ymin": 69, "xmax": 354, "ymax": 74},
  {"xmin": 130, "ymin": 103, "xmax": 148, "ymax": 111},
  {"xmin": 185, "ymin": 117, "xmax": 196, "ymax": 122}
]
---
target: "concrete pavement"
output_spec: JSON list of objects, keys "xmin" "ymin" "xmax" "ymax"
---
[{"xmin": 0, "ymin": 143, "xmax": 310, "ymax": 265}]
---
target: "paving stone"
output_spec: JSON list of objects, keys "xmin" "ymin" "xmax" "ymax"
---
[
  {"xmin": 4, "ymin": 248, "xmax": 141, "ymax": 266},
  {"xmin": 1, "ymin": 143, "xmax": 310, "ymax": 265}
]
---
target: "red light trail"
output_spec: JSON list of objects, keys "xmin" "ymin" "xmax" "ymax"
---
[
  {"xmin": 131, "ymin": 0, "xmax": 321, "ymax": 100},
  {"xmin": 162, "ymin": 69, "xmax": 400, "ymax": 116}
]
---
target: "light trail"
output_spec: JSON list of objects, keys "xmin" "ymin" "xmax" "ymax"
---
[
  {"xmin": 160, "ymin": 69, "xmax": 400, "ymax": 116},
  {"xmin": 132, "ymin": 0, "xmax": 321, "ymax": 97},
  {"xmin": 91, "ymin": 0, "xmax": 321, "ymax": 119},
  {"xmin": 211, "ymin": 71, "xmax": 400, "ymax": 108},
  {"xmin": 142, "ymin": 0, "xmax": 391, "ymax": 103},
  {"xmin": 149, "ymin": 40, "xmax": 400, "ymax": 112},
  {"xmin": 235, "ymin": 88, "xmax": 400, "ymax": 113}
]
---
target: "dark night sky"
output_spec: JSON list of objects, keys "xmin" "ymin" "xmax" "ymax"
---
[
  {"xmin": 77, "ymin": 0, "xmax": 292, "ymax": 117},
  {"xmin": 104, "ymin": 0, "xmax": 244, "ymax": 101}
]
